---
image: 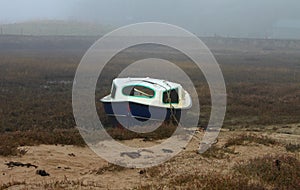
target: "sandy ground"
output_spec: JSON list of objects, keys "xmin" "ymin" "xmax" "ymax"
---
[{"xmin": 0, "ymin": 124, "xmax": 299, "ymax": 189}]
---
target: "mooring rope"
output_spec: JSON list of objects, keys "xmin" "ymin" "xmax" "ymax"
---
[{"xmin": 163, "ymin": 81, "xmax": 180, "ymax": 126}]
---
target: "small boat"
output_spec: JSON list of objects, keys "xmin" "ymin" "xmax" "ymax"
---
[{"xmin": 101, "ymin": 78, "xmax": 192, "ymax": 124}]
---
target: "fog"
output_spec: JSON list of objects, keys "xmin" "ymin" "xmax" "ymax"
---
[{"xmin": 1, "ymin": 0, "xmax": 300, "ymax": 38}]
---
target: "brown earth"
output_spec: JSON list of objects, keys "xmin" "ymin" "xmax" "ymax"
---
[{"xmin": 0, "ymin": 124, "xmax": 299, "ymax": 189}]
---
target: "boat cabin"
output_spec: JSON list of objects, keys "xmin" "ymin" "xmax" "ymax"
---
[{"xmin": 101, "ymin": 77, "xmax": 191, "ymax": 109}]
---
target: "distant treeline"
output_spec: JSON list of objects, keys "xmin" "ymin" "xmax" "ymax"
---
[
  {"xmin": 0, "ymin": 20, "xmax": 114, "ymax": 36},
  {"xmin": 1, "ymin": 34, "xmax": 300, "ymax": 52}
]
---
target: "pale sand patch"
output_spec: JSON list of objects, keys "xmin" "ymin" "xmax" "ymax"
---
[{"xmin": 0, "ymin": 124, "xmax": 299, "ymax": 189}]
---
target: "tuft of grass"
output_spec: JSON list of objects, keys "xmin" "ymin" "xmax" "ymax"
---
[
  {"xmin": 234, "ymin": 155, "xmax": 300, "ymax": 190},
  {"xmin": 285, "ymin": 143, "xmax": 300, "ymax": 153},
  {"xmin": 42, "ymin": 178, "xmax": 103, "ymax": 189},
  {"xmin": 145, "ymin": 164, "xmax": 173, "ymax": 179},
  {"xmin": 0, "ymin": 144, "xmax": 19, "ymax": 157},
  {"xmin": 95, "ymin": 163, "xmax": 126, "ymax": 175},
  {"xmin": 201, "ymin": 145, "xmax": 237, "ymax": 159},
  {"xmin": 0, "ymin": 181, "xmax": 26, "ymax": 190},
  {"xmin": 224, "ymin": 134, "xmax": 278, "ymax": 148}
]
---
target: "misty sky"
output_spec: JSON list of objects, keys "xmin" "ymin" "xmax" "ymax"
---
[{"xmin": 1, "ymin": 0, "xmax": 300, "ymax": 38}]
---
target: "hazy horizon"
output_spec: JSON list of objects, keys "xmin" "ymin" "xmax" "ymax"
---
[{"xmin": 1, "ymin": 0, "xmax": 300, "ymax": 39}]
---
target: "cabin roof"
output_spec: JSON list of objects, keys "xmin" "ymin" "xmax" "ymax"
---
[{"xmin": 113, "ymin": 77, "xmax": 181, "ymax": 91}]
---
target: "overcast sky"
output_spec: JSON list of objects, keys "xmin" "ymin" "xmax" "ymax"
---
[{"xmin": 1, "ymin": 0, "xmax": 300, "ymax": 38}]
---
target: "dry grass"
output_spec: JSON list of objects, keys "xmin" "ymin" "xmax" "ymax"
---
[
  {"xmin": 224, "ymin": 134, "xmax": 278, "ymax": 148},
  {"xmin": 200, "ymin": 145, "xmax": 237, "ymax": 159},
  {"xmin": 0, "ymin": 181, "xmax": 26, "ymax": 190},
  {"xmin": 0, "ymin": 179, "xmax": 104, "ymax": 190},
  {"xmin": 41, "ymin": 179, "xmax": 104, "ymax": 189},
  {"xmin": 137, "ymin": 154, "xmax": 300, "ymax": 190},
  {"xmin": 171, "ymin": 173, "xmax": 266, "ymax": 190},
  {"xmin": 234, "ymin": 155, "xmax": 300, "ymax": 190},
  {"xmin": 94, "ymin": 163, "xmax": 126, "ymax": 175},
  {"xmin": 285, "ymin": 143, "xmax": 300, "ymax": 153},
  {"xmin": 0, "ymin": 129, "xmax": 85, "ymax": 156},
  {"xmin": 135, "ymin": 172, "xmax": 266, "ymax": 190}
]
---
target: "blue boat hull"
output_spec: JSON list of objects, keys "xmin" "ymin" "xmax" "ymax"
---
[{"xmin": 102, "ymin": 101, "xmax": 182, "ymax": 124}]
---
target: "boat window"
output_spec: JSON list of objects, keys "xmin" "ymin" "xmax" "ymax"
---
[
  {"xmin": 122, "ymin": 85, "xmax": 155, "ymax": 98},
  {"xmin": 111, "ymin": 84, "xmax": 116, "ymax": 99},
  {"xmin": 163, "ymin": 88, "xmax": 179, "ymax": 104}
]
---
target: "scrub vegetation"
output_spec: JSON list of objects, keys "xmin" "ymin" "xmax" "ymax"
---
[
  {"xmin": 0, "ymin": 35, "xmax": 299, "ymax": 153},
  {"xmin": 0, "ymin": 35, "xmax": 299, "ymax": 189}
]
